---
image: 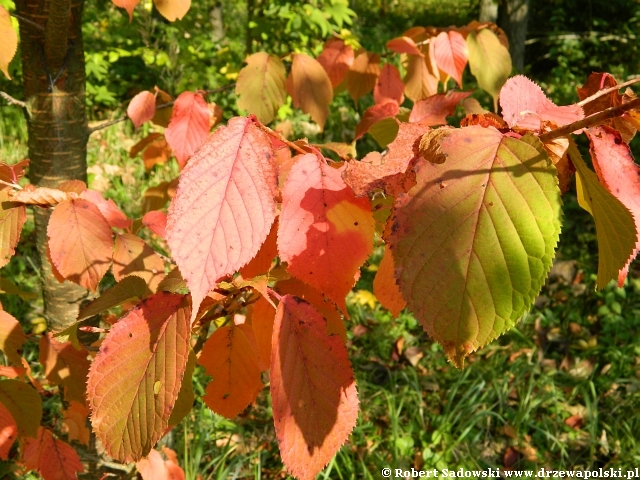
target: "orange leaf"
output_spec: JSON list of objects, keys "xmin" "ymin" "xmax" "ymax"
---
[
  {"xmin": 355, "ymin": 102, "xmax": 399, "ymax": 140},
  {"xmin": 409, "ymin": 91, "xmax": 471, "ymax": 126},
  {"xmin": 166, "ymin": 117, "xmax": 277, "ymax": 320},
  {"xmin": 239, "ymin": 217, "xmax": 278, "ymax": 279},
  {"xmin": 246, "ymin": 295, "xmax": 275, "ymax": 371},
  {"xmin": 143, "ymin": 136, "xmax": 172, "ymax": 171},
  {"xmin": 47, "ymin": 199, "xmax": 113, "ymax": 291},
  {"xmin": 9, "ymin": 186, "xmax": 78, "ymax": 206},
  {"xmin": 165, "ymin": 91, "xmax": 211, "ymax": 168},
  {"xmin": 152, "ymin": 88, "xmax": 173, "ymax": 127},
  {"xmin": 0, "ymin": 365, "xmax": 26, "ymax": 378},
  {"xmin": 373, "ymin": 245, "xmax": 406, "ymax": 317},
  {"xmin": 198, "ymin": 324, "xmax": 262, "ymax": 418},
  {"xmin": 24, "ymin": 428, "xmax": 84, "ymax": 480},
  {"xmin": 153, "ymin": 0, "xmax": 190, "ymax": 21},
  {"xmin": 0, "ymin": 6, "xmax": 17, "ymax": 79},
  {"xmin": 374, "ymin": 64, "xmax": 404, "ymax": 106},
  {"xmin": 39, "ymin": 333, "xmax": 90, "ymax": 404},
  {"xmin": 113, "ymin": 233, "xmax": 165, "ymax": 293},
  {"xmin": 111, "ymin": 0, "xmax": 140, "ymax": 21},
  {"xmin": 57, "ymin": 179, "xmax": 87, "ymax": 194},
  {"xmin": 142, "ymin": 210, "xmax": 167, "ymax": 239},
  {"xmin": 343, "ymin": 122, "xmax": 430, "ymax": 197},
  {"xmin": 80, "ymin": 189, "xmax": 131, "ymax": 229},
  {"xmin": 129, "ymin": 133, "xmax": 163, "ymax": 159},
  {"xmin": 127, "ymin": 91, "xmax": 156, "ymax": 128},
  {"xmin": 87, "ymin": 293, "xmax": 191, "ymax": 462},
  {"xmin": 0, "ymin": 190, "xmax": 26, "ymax": 268},
  {"xmin": 286, "ymin": 53, "xmax": 333, "ymax": 130},
  {"xmin": 431, "ymin": 31, "xmax": 468, "ymax": 86},
  {"xmin": 316, "ymin": 38, "xmax": 354, "ymax": 88},
  {"xmin": 404, "ymin": 54, "xmax": 438, "ymax": 102},
  {"xmin": 0, "ymin": 400, "xmax": 16, "ymax": 459},
  {"xmin": 0, "ymin": 159, "xmax": 29, "ymax": 188},
  {"xmin": 0, "ymin": 379, "xmax": 42, "ymax": 438},
  {"xmin": 278, "ymin": 153, "xmax": 374, "ymax": 313},
  {"xmin": 271, "ymin": 295, "xmax": 358, "ymax": 480},
  {"xmin": 0, "ymin": 310, "xmax": 25, "ymax": 366},
  {"xmin": 236, "ymin": 52, "xmax": 287, "ymax": 125},
  {"xmin": 136, "ymin": 449, "xmax": 167, "ymax": 480},
  {"xmin": 345, "ymin": 51, "xmax": 380, "ymax": 103},
  {"xmin": 386, "ymin": 36, "xmax": 424, "ymax": 56},
  {"xmin": 61, "ymin": 401, "xmax": 90, "ymax": 446}
]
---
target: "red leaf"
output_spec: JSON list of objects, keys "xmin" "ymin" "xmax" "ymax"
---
[
  {"xmin": 142, "ymin": 211, "xmax": 168, "ymax": 239},
  {"xmin": 431, "ymin": 31, "xmax": 468, "ymax": 86},
  {"xmin": 47, "ymin": 199, "xmax": 113, "ymax": 291},
  {"xmin": 246, "ymin": 295, "xmax": 275, "ymax": 371},
  {"xmin": 113, "ymin": 233, "xmax": 165, "ymax": 293},
  {"xmin": 0, "ymin": 310, "xmax": 26, "ymax": 366},
  {"xmin": 0, "ymin": 159, "xmax": 29, "ymax": 188},
  {"xmin": 80, "ymin": 190, "xmax": 131, "ymax": 229},
  {"xmin": 355, "ymin": 102, "xmax": 400, "ymax": 139},
  {"xmin": 500, "ymin": 75, "xmax": 584, "ymax": 131},
  {"xmin": 316, "ymin": 38, "xmax": 354, "ymax": 88},
  {"xmin": 373, "ymin": 244, "xmax": 405, "ymax": 317},
  {"xmin": 586, "ymin": 126, "xmax": 640, "ymax": 286},
  {"xmin": 166, "ymin": 117, "xmax": 277, "ymax": 320},
  {"xmin": 39, "ymin": 333, "xmax": 90, "ymax": 404},
  {"xmin": 343, "ymin": 122, "xmax": 430, "ymax": 197},
  {"xmin": 165, "ymin": 91, "xmax": 211, "ymax": 168},
  {"xmin": 127, "ymin": 91, "xmax": 156, "ymax": 128},
  {"xmin": 286, "ymin": 53, "xmax": 333, "ymax": 130},
  {"xmin": 0, "ymin": 190, "xmax": 26, "ymax": 268},
  {"xmin": 386, "ymin": 36, "xmax": 424, "ymax": 56},
  {"xmin": 111, "ymin": 0, "xmax": 140, "ymax": 21},
  {"xmin": 24, "ymin": 427, "xmax": 84, "ymax": 480},
  {"xmin": 409, "ymin": 91, "xmax": 471, "ymax": 126},
  {"xmin": 197, "ymin": 324, "xmax": 262, "ymax": 418},
  {"xmin": 374, "ymin": 64, "xmax": 405, "ymax": 106},
  {"xmin": 271, "ymin": 295, "xmax": 358, "ymax": 480},
  {"xmin": 0, "ymin": 400, "xmax": 16, "ymax": 460},
  {"xmin": 87, "ymin": 293, "xmax": 191, "ymax": 462},
  {"xmin": 239, "ymin": 217, "xmax": 278, "ymax": 279},
  {"xmin": 278, "ymin": 153, "xmax": 374, "ymax": 313},
  {"xmin": 345, "ymin": 51, "xmax": 380, "ymax": 103}
]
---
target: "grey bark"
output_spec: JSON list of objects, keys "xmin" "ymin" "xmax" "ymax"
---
[{"xmin": 498, "ymin": 0, "xmax": 531, "ymax": 72}]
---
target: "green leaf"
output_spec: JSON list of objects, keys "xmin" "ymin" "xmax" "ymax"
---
[
  {"xmin": 389, "ymin": 127, "xmax": 561, "ymax": 367},
  {"xmin": 168, "ymin": 349, "xmax": 195, "ymax": 428},
  {"xmin": 466, "ymin": 29, "xmax": 511, "ymax": 109},
  {"xmin": 569, "ymin": 140, "xmax": 637, "ymax": 289},
  {"xmin": 368, "ymin": 117, "xmax": 399, "ymax": 148},
  {"xmin": 0, "ymin": 278, "xmax": 36, "ymax": 300},
  {"xmin": 77, "ymin": 275, "xmax": 147, "ymax": 322},
  {"xmin": 0, "ymin": 379, "xmax": 42, "ymax": 437}
]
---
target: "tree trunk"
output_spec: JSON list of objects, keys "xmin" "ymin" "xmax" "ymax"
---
[
  {"xmin": 498, "ymin": 0, "xmax": 530, "ymax": 72},
  {"xmin": 15, "ymin": 0, "xmax": 91, "ymax": 332}
]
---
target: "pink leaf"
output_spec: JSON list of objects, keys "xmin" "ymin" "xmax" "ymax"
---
[
  {"xmin": 431, "ymin": 30, "xmax": 468, "ymax": 86},
  {"xmin": 165, "ymin": 91, "xmax": 211, "ymax": 168},
  {"xmin": 80, "ymin": 190, "xmax": 131, "ymax": 229},
  {"xmin": 374, "ymin": 64, "xmax": 405, "ymax": 106},
  {"xmin": 409, "ymin": 91, "xmax": 472, "ymax": 126},
  {"xmin": 127, "ymin": 91, "xmax": 156, "ymax": 128},
  {"xmin": 142, "ymin": 210, "xmax": 168, "ymax": 239}
]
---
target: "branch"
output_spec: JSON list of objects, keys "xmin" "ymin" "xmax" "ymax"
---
[
  {"xmin": 577, "ymin": 76, "xmax": 640, "ymax": 107},
  {"xmin": 539, "ymin": 97, "xmax": 640, "ymax": 143},
  {"xmin": 10, "ymin": 13, "xmax": 45, "ymax": 31},
  {"xmin": 0, "ymin": 92, "xmax": 26, "ymax": 109},
  {"xmin": 87, "ymin": 85, "xmax": 235, "ymax": 135},
  {"xmin": 254, "ymin": 122, "xmax": 308, "ymax": 155}
]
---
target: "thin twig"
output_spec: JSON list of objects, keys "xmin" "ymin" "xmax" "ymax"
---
[
  {"xmin": 87, "ymin": 84, "xmax": 235, "ymax": 134},
  {"xmin": 0, "ymin": 179, "xmax": 22, "ymax": 190},
  {"xmin": 0, "ymin": 91, "xmax": 26, "ymax": 109},
  {"xmin": 10, "ymin": 12, "xmax": 45, "ymax": 31},
  {"xmin": 539, "ymin": 97, "xmax": 640, "ymax": 143},
  {"xmin": 577, "ymin": 76, "xmax": 640, "ymax": 106},
  {"xmin": 254, "ymin": 122, "xmax": 308, "ymax": 155}
]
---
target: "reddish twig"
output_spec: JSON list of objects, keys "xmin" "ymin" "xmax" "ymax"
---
[
  {"xmin": 539, "ymin": 97, "xmax": 640, "ymax": 143},
  {"xmin": 577, "ymin": 76, "xmax": 640, "ymax": 106},
  {"xmin": 254, "ymin": 122, "xmax": 309, "ymax": 155}
]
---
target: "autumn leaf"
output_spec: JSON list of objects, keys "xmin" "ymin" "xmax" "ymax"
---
[
  {"xmin": 388, "ymin": 128, "xmax": 561, "ymax": 367},
  {"xmin": 314, "ymin": 142, "xmax": 357, "ymax": 161},
  {"xmin": 286, "ymin": 53, "xmax": 333, "ymax": 130},
  {"xmin": 136, "ymin": 449, "xmax": 167, "ymax": 480},
  {"xmin": 61, "ymin": 401, "xmax": 90, "ymax": 446},
  {"xmin": 355, "ymin": 102, "xmax": 399, "ymax": 140},
  {"xmin": 0, "ymin": 310, "xmax": 25, "ymax": 366},
  {"xmin": 77, "ymin": 275, "xmax": 147, "ymax": 321},
  {"xmin": 80, "ymin": 189, "xmax": 131, "ymax": 229},
  {"xmin": 403, "ymin": 54, "xmax": 438, "ymax": 102},
  {"xmin": 374, "ymin": 64, "xmax": 405, "ymax": 106},
  {"xmin": 0, "ymin": 6, "xmax": 17, "ymax": 79},
  {"xmin": 343, "ymin": 122, "xmax": 430, "ymax": 197},
  {"xmin": 466, "ymin": 28, "xmax": 511, "ymax": 107},
  {"xmin": 431, "ymin": 30, "xmax": 468, "ymax": 86},
  {"xmin": 24, "ymin": 428, "xmax": 84, "ymax": 480},
  {"xmin": 236, "ymin": 52, "xmax": 287, "ymax": 125},
  {"xmin": 39, "ymin": 333, "xmax": 90, "ymax": 404},
  {"xmin": 198, "ymin": 324, "xmax": 262, "ymax": 418},
  {"xmin": 345, "ymin": 51, "xmax": 380, "ymax": 103},
  {"xmin": 239, "ymin": 218, "xmax": 278, "ymax": 279},
  {"xmin": 87, "ymin": 292, "xmax": 191, "ymax": 462},
  {"xmin": 9, "ymin": 186, "xmax": 78, "ymax": 206},
  {"xmin": 585, "ymin": 126, "xmax": 640, "ymax": 286},
  {"xmin": 0, "ymin": 400, "xmax": 16, "ymax": 459},
  {"xmin": 113, "ymin": 233, "xmax": 165, "ymax": 293},
  {"xmin": 246, "ymin": 295, "xmax": 275, "ymax": 371},
  {"xmin": 165, "ymin": 91, "xmax": 211, "ymax": 168},
  {"xmin": 373, "ymin": 245, "xmax": 405, "ymax": 318},
  {"xmin": 0, "ymin": 190, "xmax": 26, "ymax": 269},
  {"xmin": 142, "ymin": 136, "xmax": 172, "ymax": 171},
  {"xmin": 409, "ymin": 91, "xmax": 472, "ymax": 126},
  {"xmin": 168, "ymin": 350, "xmax": 195, "ymax": 428},
  {"xmin": 500, "ymin": 75, "xmax": 583, "ymax": 131},
  {"xmin": 142, "ymin": 210, "xmax": 168, "ymax": 239},
  {"xmin": 0, "ymin": 159, "xmax": 29, "ymax": 187},
  {"xmin": 153, "ymin": 0, "xmax": 190, "ymax": 21},
  {"xmin": 111, "ymin": 0, "xmax": 140, "ymax": 21},
  {"xmin": 386, "ymin": 36, "xmax": 424, "ymax": 56},
  {"xmin": 316, "ymin": 38, "xmax": 354, "ymax": 88},
  {"xmin": 0, "ymin": 378, "xmax": 42, "ymax": 437},
  {"xmin": 278, "ymin": 153, "xmax": 374, "ymax": 313},
  {"xmin": 129, "ymin": 133, "xmax": 163, "ymax": 159},
  {"xmin": 271, "ymin": 295, "xmax": 358, "ymax": 480},
  {"xmin": 47, "ymin": 199, "xmax": 113, "ymax": 291},
  {"xmin": 152, "ymin": 88, "xmax": 173, "ymax": 128},
  {"xmin": 128, "ymin": 91, "xmax": 156, "ymax": 128},
  {"xmin": 166, "ymin": 117, "xmax": 277, "ymax": 320}
]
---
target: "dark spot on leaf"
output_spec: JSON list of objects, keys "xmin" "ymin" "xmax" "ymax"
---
[
  {"xmin": 354, "ymin": 222, "xmax": 358, "ymax": 226},
  {"xmin": 129, "ymin": 332, "xmax": 133, "ymax": 338}
]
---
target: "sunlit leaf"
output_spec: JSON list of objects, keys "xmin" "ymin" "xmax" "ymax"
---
[{"xmin": 236, "ymin": 52, "xmax": 287, "ymax": 125}]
